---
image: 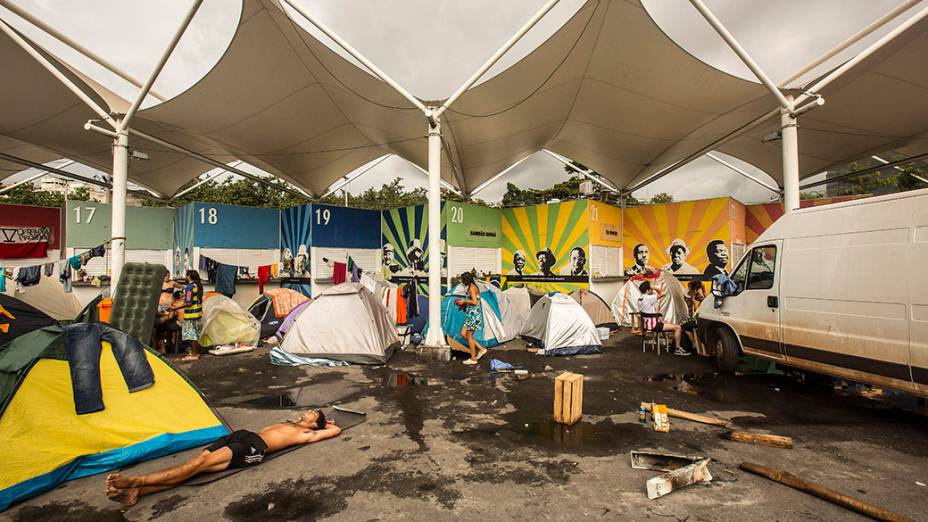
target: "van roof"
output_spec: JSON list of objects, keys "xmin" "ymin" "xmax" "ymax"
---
[{"xmin": 754, "ymin": 186, "xmax": 928, "ymax": 244}]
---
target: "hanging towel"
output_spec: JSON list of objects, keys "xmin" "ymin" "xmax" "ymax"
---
[
  {"xmin": 79, "ymin": 250, "xmax": 92, "ymax": 266},
  {"xmin": 43, "ymin": 262, "xmax": 55, "ymax": 277},
  {"xmin": 395, "ymin": 291, "xmax": 407, "ymax": 324},
  {"xmin": 258, "ymin": 265, "xmax": 270, "ymax": 294},
  {"xmin": 198, "ymin": 255, "xmax": 208, "ymax": 271},
  {"xmin": 15, "ymin": 265, "xmax": 41, "ymax": 289},
  {"xmin": 0, "ymin": 268, "xmax": 5, "ymax": 292},
  {"xmin": 68, "ymin": 255, "xmax": 81, "ymax": 270},
  {"xmin": 271, "ymin": 263, "xmax": 280, "ymax": 279},
  {"xmin": 332, "ymin": 262, "xmax": 347, "ymax": 285},
  {"xmin": 215, "ymin": 263, "xmax": 238, "ymax": 297},
  {"xmin": 89, "ymin": 244, "xmax": 106, "ymax": 258},
  {"xmin": 347, "ymin": 256, "xmax": 361, "ymax": 283},
  {"xmin": 59, "ymin": 262, "xmax": 72, "ymax": 293}
]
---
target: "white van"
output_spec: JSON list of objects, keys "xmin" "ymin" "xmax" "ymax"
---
[{"xmin": 698, "ymin": 188, "xmax": 928, "ymax": 397}]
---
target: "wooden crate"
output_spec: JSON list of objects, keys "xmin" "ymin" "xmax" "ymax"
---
[{"xmin": 553, "ymin": 372, "xmax": 584, "ymax": 425}]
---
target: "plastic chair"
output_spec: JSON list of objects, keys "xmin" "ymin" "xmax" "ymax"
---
[{"xmin": 640, "ymin": 312, "xmax": 672, "ymax": 354}]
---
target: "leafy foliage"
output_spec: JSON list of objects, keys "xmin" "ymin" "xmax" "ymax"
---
[{"xmin": 0, "ymin": 182, "xmax": 92, "ymax": 207}]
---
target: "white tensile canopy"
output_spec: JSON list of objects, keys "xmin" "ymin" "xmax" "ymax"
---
[{"xmin": 3, "ymin": 0, "xmax": 926, "ymax": 197}]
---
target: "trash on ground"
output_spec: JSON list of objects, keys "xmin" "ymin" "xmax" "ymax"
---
[
  {"xmin": 724, "ymin": 430, "xmax": 793, "ymax": 449},
  {"xmin": 208, "ymin": 344, "xmax": 256, "ymax": 356},
  {"xmin": 639, "ymin": 401, "xmax": 732, "ymax": 428},
  {"xmin": 740, "ymin": 462, "xmax": 913, "ymax": 522},
  {"xmin": 651, "ymin": 403, "xmax": 670, "ymax": 432},
  {"xmin": 647, "ymin": 458, "xmax": 712, "ymax": 499},
  {"xmin": 630, "ymin": 451, "xmax": 705, "ymax": 472}
]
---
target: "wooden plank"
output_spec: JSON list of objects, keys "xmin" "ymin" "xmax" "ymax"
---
[
  {"xmin": 740, "ymin": 462, "xmax": 913, "ymax": 522},
  {"xmin": 724, "ymin": 430, "xmax": 793, "ymax": 449},
  {"xmin": 646, "ymin": 458, "xmax": 712, "ymax": 499},
  {"xmin": 553, "ymin": 376, "xmax": 565, "ymax": 423},
  {"xmin": 570, "ymin": 374, "xmax": 584, "ymax": 424},
  {"xmin": 562, "ymin": 377, "xmax": 573, "ymax": 425}
]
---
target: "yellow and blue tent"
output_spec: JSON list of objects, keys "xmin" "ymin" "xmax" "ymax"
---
[{"xmin": 0, "ymin": 326, "xmax": 228, "ymax": 511}]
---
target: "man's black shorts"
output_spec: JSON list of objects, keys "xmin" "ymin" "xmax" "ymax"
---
[{"xmin": 205, "ymin": 429, "xmax": 268, "ymax": 468}]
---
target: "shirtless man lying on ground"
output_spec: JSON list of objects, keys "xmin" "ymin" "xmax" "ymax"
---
[{"xmin": 106, "ymin": 409, "xmax": 341, "ymax": 506}]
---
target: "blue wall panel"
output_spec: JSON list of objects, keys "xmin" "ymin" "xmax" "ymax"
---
[
  {"xmin": 310, "ymin": 204, "xmax": 381, "ymax": 248},
  {"xmin": 191, "ymin": 203, "xmax": 279, "ymax": 249}
]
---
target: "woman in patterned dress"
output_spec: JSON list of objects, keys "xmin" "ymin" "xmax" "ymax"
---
[{"xmin": 455, "ymin": 272, "xmax": 487, "ymax": 365}]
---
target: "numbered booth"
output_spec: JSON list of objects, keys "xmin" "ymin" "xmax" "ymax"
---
[
  {"xmin": 65, "ymin": 201, "xmax": 174, "ymax": 305},
  {"xmin": 445, "ymin": 201, "xmax": 501, "ymax": 281},
  {"xmin": 174, "ymin": 202, "xmax": 280, "ymax": 307},
  {"xmin": 0, "ymin": 203, "xmax": 62, "ymax": 267}
]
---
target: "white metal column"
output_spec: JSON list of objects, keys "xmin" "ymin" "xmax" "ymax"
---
[
  {"xmin": 110, "ymin": 121, "xmax": 129, "ymax": 285},
  {"xmin": 780, "ymin": 96, "xmax": 800, "ymax": 212},
  {"xmin": 424, "ymin": 114, "xmax": 446, "ymax": 347}
]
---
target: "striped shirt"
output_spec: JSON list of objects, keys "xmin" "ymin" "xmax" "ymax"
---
[{"xmin": 183, "ymin": 284, "xmax": 203, "ymax": 319}]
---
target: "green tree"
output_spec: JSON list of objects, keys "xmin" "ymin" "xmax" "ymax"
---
[{"xmin": 649, "ymin": 192, "xmax": 673, "ymax": 204}]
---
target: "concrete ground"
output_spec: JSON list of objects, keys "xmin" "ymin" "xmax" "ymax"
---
[{"xmin": 6, "ymin": 332, "xmax": 928, "ymax": 521}]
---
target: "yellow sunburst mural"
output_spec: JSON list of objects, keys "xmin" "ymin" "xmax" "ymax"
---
[{"xmin": 623, "ymin": 197, "xmax": 738, "ymax": 280}]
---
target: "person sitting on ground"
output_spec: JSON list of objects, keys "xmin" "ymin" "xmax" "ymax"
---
[
  {"xmin": 680, "ymin": 279, "xmax": 706, "ymax": 355},
  {"xmin": 455, "ymin": 272, "xmax": 487, "ymax": 365},
  {"xmin": 105, "ymin": 410, "xmax": 341, "ymax": 507},
  {"xmin": 638, "ymin": 281, "xmax": 687, "ymax": 356}
]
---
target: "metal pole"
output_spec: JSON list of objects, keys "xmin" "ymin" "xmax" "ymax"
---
[
  {"xmin": 0, "ymin": 17, "xmax": 117, "ymax": 128},
  {"xmin": 279, "ymin": 0, "xmax": 427, "ymax": 114},
  {"xmin": 780, "ymin": 96, "xmax": 800, "ymax": 212},
  {"xmin": 424, "ymin": 113, "xmax": 446, "ymax": 348},
  {"xmin": 85, "ymin": 121, "xmax": 313, "ymax": 200},
  {"xmin": 0, "ymin": 0, "xmax": 167, "ymax": 101},
  {"xmin": 705, "ymin": 152, "xmax": 781, "ymax": 193},
  {"xmin": 119, "ymin": 0, "xmax": 203, "ymax": 131},
  {"xmin": 322, "ymin": 155, "xmax": 390, "ymax": 198},
  {"xmin": 779, "ymin": 0, "xmax": 922, "ymax": 87},
  {"xmin": 469, "ymin": 154, "xmax": 533, "ymax": 197},
  {"xmin": 543, "ymin": 150, "xmax": 620, "ymax": 193},
  {"xmin": 110, "ymin": 120, "xmax": 129, "ymax": 285},
  {"xmin": 0, "ymin": 159, "xmax": 75, "ymax": 194},
  {"xmin": 688, "ymin": 0, "xmax": 791, "ymax": 110},
  {"xmin": 434, "ymin": 0, "xmax": 561, "ymax": 119}
]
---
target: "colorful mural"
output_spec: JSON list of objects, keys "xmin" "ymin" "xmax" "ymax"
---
[
  {"xmin": 588, "ymin": 201, "xmax": 622, "ymax": 248},
  {"xmin": 381, "ymin": 204, "xmax": 446, "ymax": 288},
  {"xmin": 622, "ymin": 197, "xmax": 737, "ymax": 280},
  {"xmin": 280, "ymin": 204, "xmax": 312, "ymax": 296},
  {"xmin": 501, "ymin": 200, "xmax": 590, "ymax": 293}
]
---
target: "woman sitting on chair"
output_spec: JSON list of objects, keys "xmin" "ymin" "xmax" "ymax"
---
[{"xmin": 638, "ymin": 281, "xmax": 687, "ymax": 356}]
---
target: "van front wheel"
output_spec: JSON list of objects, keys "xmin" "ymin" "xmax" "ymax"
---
[{"xmin": 716, "ymin": 327, "xmax": 740, "ymax": 373}]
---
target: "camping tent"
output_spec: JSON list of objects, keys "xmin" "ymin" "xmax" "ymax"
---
[
  {"xmin": 0, "ymin": 326, "xmax": 227, "ymax": 511},
  {"xmin": 275, "ymin": 298, "xmax": 311, "ymax": 341},
  {"xmin": 442, "ymin": 281, "xmax": 508, "ymax": 348},
  {"xmin": 520, "ymin": 293, "xmax": 602, "ymax": 356},
  {"xmin": 248, "ymin": 288, "xmax": 310, "ymax": 340},
  {"xmin": 502, "ymin": 286, "xmax": 531, "ymax": 337},
  {"xmin": 0, "ymin": 295, "xmax": 55, "ymax": 345},
  {"xmin": 200, "ymin": 294, "xmax": 261, "ymax": 347},
  {"xmin": 278, "ymin": 283, "xmax": 399, "ymax": 364},
  {"xmin": 570, "ymin": 289, "xmax": 618, "ymax": 329},
  {"xmin": 2, "ymin": 274, "xmax": 81, "ymax": 321},
  {"xmin": 611, "ymin": 271, "xmax": 689, "ymax": 327}
]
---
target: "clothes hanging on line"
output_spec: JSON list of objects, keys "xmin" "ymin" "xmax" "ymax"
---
[
  {"xmin": 215, "ymin": 263, "xmax": 238, "ymax": 297},
  {"xmin": 332, "ymin": 262, "xmax": 347, "ymax": 285},
  {"xmin": 257, "ymin": 265, "xmax": 270, "ymax": 294},
  {"xmin": 59, "ymin": 262, "xmax": 72, "ymax": 293}
]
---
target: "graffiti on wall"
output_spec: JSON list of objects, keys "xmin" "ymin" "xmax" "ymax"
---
[
  {"xmin": 501, "ymin": 200, "xmax": 589, "ymax": 293},
  {"xmin": 622, "ymin": 198, "xmax": 735, "ymax": 280}
]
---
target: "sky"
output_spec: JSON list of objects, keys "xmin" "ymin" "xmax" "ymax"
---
[{"xmin": 1, "ymin": 0, "xmax": 919, "ymax": 203}]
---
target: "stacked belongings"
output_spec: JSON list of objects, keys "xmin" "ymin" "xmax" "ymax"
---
[
  {"xmin": 0, "ymin": 325, "xmax": 227, "ymax": 511},
  {"xmin": 520, "ymin": 293, "xmax": 603, "ymax": 356},
  {"xmin": 442, "ymin": 280, "xmax": 509, "ymax": 348},
  {"xmin": 248, "ymin": 288, "xmax": 310, "ymax": 340},
  {"xmin": 570, "ymin": 289, "xmax": 619, "ymax": 329},
  {"xmin": 274, "ymin": 283, "xmax": 399, "ymax": 365},
  {"xmin": 611, "ymin": 271, "xmax": 688, "ymax": 327},
  {"xmin": 200, "ymin": 294, "xmax": 261, "ymax": 348}
]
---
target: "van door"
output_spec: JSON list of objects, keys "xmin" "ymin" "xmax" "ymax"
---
[{"xmin": 721, "ymin": 241, "xmax": 784, "ymax": 359}]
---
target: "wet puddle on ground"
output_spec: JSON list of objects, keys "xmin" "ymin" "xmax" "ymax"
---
[
  {"xmin": 494, "ymin": 418, "xmax": 642, "ymax": 451},
  {"xmin": 382, "ymin": 370, "xmax": 435, "ymax": 387}
]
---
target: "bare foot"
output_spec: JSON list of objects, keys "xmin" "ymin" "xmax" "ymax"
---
[
  {"xmin": 106, "ymin": 485, "xmax": 140, "ymax": 507},
  {"xmin": 106, "ymin": 472, "xmax": 133, "ymax": 489}
]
